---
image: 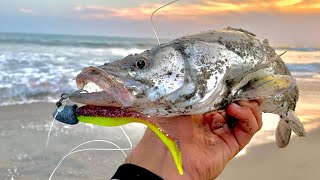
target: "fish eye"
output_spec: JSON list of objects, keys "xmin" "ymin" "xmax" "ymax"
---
[{"xmin": 136, "ymin": 59, "xmax": 146, "ymax": 69}]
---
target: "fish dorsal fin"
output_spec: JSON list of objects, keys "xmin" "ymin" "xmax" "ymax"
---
[
  {"xmin": 262, "ymin": 39, "xmax": 269, "ymax": 46},
  {"xmin": 232, "ymin": 72, "xmax": 296, "ymax": 100}
]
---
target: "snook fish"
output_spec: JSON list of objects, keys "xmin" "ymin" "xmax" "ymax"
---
[{"xmin": 70, "ymin": 27, "xmax": 306, "ymax": 148}]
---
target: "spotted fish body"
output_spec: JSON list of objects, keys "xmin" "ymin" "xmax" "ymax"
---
[{"xmin": 70, "ymin": 27, "xmax": 305, "ymax": 148}]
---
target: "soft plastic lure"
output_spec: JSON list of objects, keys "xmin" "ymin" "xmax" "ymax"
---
[{"xmin": 53, "ymin": 105, "xmax": 183, "ymax": 175}]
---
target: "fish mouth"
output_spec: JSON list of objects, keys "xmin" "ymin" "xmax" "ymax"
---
[{"xmin": 69, "ymin": 66, "xmax": 136, "ymax": 107}]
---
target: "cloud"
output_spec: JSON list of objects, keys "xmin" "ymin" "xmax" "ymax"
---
[
  {"xmin": 73, "ymin": 0, "xmax": 320, "ymax": 21},
  {"xmin": 18, "ymin": 8, "xmax": 39, "ymax": 15},
  {"xmin": 73, "ymin": 5, "xmax": 157, "ymax": 20}
]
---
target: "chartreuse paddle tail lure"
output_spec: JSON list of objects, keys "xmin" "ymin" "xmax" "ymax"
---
[{"xmin": 53, "ymin": 105, "xmax": 183, "ymax": 175}]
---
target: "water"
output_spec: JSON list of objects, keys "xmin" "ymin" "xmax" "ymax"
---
[
  {"xmin": 0, "ymin": 32, "xmax": 158, "ymax": 106},
  {"xmin": 0, "ymin": 32, "xmax": 319, "ymax": 179}
]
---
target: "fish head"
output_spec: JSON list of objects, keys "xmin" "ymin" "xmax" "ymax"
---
[{"xmin": 70, "ymin": 44, "xmax": 187, "ymax": 111}]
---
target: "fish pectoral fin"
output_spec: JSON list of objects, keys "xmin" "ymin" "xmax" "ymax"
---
[{"xmin": 234, "ymin": 74, "xmax": 296, "ymax": 100}]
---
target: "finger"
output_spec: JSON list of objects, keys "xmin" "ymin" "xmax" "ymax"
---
[
  {"xmin": 227, "ymin": 103, "xmax": 259, "ymax": 135},
  {"xmin": 212, "ymin": 123, "xmax": 240, "ymax": 155},
  {"xmin": 237, "ymin": 101, "xmax": 263, "ymax": 130},
  {"xmin": 204, "ymin": 112, "xmax": 226, "ymax": 131},
  {"xmin": 219, "ymin": 111, "xmax": 227, "ymax": 119},
  {"xmin": 205, "ymin": 117, "xmax": 240, "ymax": 156},
  {"xmin": 226, "ymin": 103, "xmax": 260, "ymax": 148},
  {"xmin": 255, "ymin": 98, "xmax": 263, "ymax": 106},
  {"xmin": 203, "ymin": 112, "xmax": 241, "ymax": 155}
]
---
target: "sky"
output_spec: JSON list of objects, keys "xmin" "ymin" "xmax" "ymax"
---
[{"xmin": 0, "ymin": 0, "xmax": 319, "ymax": 47}]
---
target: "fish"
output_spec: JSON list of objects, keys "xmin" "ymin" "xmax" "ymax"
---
[{"xmin": 67, "ymin": 27, "xmax": 306, "ymax": 173}]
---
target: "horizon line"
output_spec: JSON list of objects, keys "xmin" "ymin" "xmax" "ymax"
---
[{"xmin": 0, "ymin": 30, "xmax": 319, "ymax": 49}]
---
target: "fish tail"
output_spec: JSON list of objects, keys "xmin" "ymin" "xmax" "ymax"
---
[{"xmin": 284, "ymin": 110, "xmax": 306, "ymax": 137}]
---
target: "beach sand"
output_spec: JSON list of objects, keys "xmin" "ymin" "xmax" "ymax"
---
[
  {"xmin": 217, "ymin": 127, "xmax": 320, "ymax": 180},
  {"xmin": 0, "ymin": 79, "xmax": 319, "ymax": 179},
  {"xmin": 295, "ymin": 79, "xmax": 320, "ymax": 125}
]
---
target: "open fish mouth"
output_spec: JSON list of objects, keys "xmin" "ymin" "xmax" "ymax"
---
[{"xmin": 69, "ymin": 66, "xmax": 136, "ymax": 107}]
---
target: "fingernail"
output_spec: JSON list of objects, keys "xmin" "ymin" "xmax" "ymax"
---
[
  {"xmin": 212, "ymin": 122, "xmax": 224, "ymax": 129},
  {"xmin": 232, "ymin": 103, "xmax": 241, "ymax": 109}
]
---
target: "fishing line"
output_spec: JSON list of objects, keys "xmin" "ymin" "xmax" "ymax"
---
[
  {"xmin": 46, "ymin": 93, "xmax": 69, "ymax": 150},
  {"xmin": 48, "ymin": 126, "xmax": 132, "ymax": 180},
  {"xmin": 151, "ymin": 0, "xmax": 180, "ymax": 45}
]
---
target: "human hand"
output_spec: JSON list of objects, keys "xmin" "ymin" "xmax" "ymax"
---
[{"xmin": 125, "ymin": 100, "xmax": 263, "ymax": 180}]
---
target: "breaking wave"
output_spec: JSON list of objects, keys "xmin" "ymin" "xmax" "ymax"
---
[{"xmin": 0, "ymin": 33, "xmax": 149, "ymax": 106}]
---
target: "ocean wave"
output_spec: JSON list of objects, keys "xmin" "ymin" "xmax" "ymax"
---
[
  {"xmin": 287, "ymin": 63, "xmax": 320, "ymax": 79},
  {"xmin": 276, "ymin": 47, "xmax": 320, "ymax": 52},
  {"xmin": 291, "ymin": 72, "xmax": 320, "ymax": 79},
  {"xmin": 276, "ymin": 50, "xmax": 320, "ymax": 64},
  {"xmin": 287, "ymin": 63, "xmax": 320, "ymax": 72},
  {"xmin": 110, "ymin": 48, "xmax": 144, "ymax": 56},
  {"xmin": 0, "ymin": 46, "xmax": 146, "ymax": 106},
  {"xmin": 0, "ymin": 32, "xmax": 158, "ymax": 49},
  {"xmin": 0, "ymin": 79, "xmax": 76, "ymax": 106}
]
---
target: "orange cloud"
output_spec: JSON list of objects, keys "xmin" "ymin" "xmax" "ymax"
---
[{"xmin": 74, "ymin": 0, "xmax": 320, "ymax": 20}]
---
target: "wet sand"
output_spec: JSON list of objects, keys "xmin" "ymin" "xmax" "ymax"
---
[{"xmin": 0, "ymin": 103, "xmax": 145, "ymax": 179}]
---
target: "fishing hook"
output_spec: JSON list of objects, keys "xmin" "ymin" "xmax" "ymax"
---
[{"xmin": 56, "ymin": 93, "xmax": 69, "ymax": 108}]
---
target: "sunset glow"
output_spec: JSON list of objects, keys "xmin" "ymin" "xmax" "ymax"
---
[
  {"xmin": 73, "ymin": 0, "xmax": 320, "ymax": 20},
  {"xmin": 0, "ymin": 0, "xmax": 319, "ymax": 46}
]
